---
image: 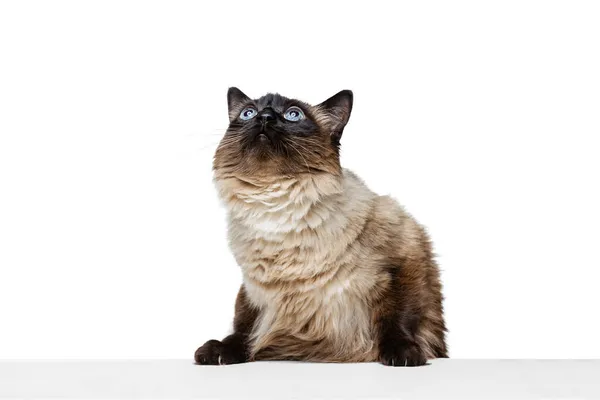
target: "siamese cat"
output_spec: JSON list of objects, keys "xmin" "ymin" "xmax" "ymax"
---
[{"xmin": 195, "ymin": 88, "xmax": 447, "ymax": 366}]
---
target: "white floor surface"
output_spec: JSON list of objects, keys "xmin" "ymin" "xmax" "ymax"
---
[{"xmin": 1, "ymin": 359, "xmax": 599, "ymax": 399}]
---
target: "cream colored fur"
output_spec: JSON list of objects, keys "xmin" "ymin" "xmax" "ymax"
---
[{"xmin": 214, "ymin": 169, "xmax": 426, "ymax": 361}]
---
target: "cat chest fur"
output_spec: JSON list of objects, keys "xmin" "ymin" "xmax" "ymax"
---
[
  {"xmin": 244, "ymin": 270, "xmax": 377, "ymax": 362},
  {"xmin": 223, "ymin": 173, "xmax": 380, "ymax": 361}
]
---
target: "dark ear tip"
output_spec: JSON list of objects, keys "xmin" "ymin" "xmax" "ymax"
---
[
  {"xmin": 227, "ymin": 87, "xmax": 249, "ymax": 109},
  {"xmin": 338, "ymin": 90, "xmax": 353, "ymax": 105},
  {"xmin": 228, "ymin": 87, "xmax": 241, "ymax": 96},
  {"xmin": 343, "ymin": 91, "xmax": 353, "ymax": 112}
]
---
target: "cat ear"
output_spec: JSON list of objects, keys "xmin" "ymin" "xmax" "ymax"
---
[
  {"xmin": 317, "ymin": 90, "xmax": 353, "ymax": 141},
  {"xmin": 227, "ymin": 87, "xmax": 251, "ymax": 122}
]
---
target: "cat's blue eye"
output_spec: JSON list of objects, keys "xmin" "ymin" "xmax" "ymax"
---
[
  {"xmin": 283, "ymin": 106, "xmax": 305, "ymax": 122},
  {"xmin": 239, "ymin": 107, "xmax": 257, "ymax": 121}
]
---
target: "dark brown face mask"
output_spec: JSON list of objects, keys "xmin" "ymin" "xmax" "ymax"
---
[{"xmin": 214, "ymin": 88, "xmax": 353, "ymax": 179}]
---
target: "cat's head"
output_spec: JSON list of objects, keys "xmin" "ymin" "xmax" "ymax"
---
[{"xmin": 213, "ymin": 88, "xmax": 353, "ymax": 181}]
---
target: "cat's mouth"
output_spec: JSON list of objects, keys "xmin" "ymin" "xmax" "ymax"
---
[{"xmin": 249, "ymin": 128, "xmax": 276, "ymax": 146}]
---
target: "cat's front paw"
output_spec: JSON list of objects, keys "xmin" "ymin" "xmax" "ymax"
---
[
  {"xmin": 194, "ymin": 339, "xmax": 247, "ymax": 365},
  {"xmin": 379, "ymin": 341, "xmax": 428, "ymax": 367}
]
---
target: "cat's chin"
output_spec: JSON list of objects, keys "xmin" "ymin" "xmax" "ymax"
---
[
  {"xmin": 247, "ymin": 145, "xmax": 274, "ymax": 161},
  {"xmin": 245, "ymin": 137, "xmax": 279, "ymax": 160}
]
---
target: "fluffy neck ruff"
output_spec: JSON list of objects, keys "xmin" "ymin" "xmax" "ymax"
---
[
  {"xmin": 216, "ymin": 173, "xmax": 342, "ymax": 232},
  {"xmin": 214, "ymin": 171, "xmax": 373, "ymax": 290}
]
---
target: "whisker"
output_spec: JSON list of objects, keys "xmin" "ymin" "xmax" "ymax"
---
[
  {"xmin": 185, "ymin": 128, "xmax": 228, "ymax": 138},
  {"xmin": 286, "ymin": 141, "xmax": 312, "ymax": 176},
  {"xmin": 297, "ymin": 139, "xmax": 332, "ymax": 154}
]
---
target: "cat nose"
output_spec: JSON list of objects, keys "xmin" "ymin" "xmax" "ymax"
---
[{"xmin": 258, "ymin": 109, "xmax": 276, "ymax": 123}]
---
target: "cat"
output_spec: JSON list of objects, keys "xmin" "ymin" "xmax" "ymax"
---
[{"xmin": 194, "ymin": 88, "xmax": 447, "ymax": 366}]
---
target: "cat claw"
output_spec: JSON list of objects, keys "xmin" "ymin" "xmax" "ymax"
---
[{"xmin": 379, "ymin": 342, "xmax": 427, "ymax": 367}]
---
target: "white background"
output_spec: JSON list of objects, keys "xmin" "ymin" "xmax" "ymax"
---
[{"xmin": 1, "ymin": 0, "xmax": 599, "ymax": 360}]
